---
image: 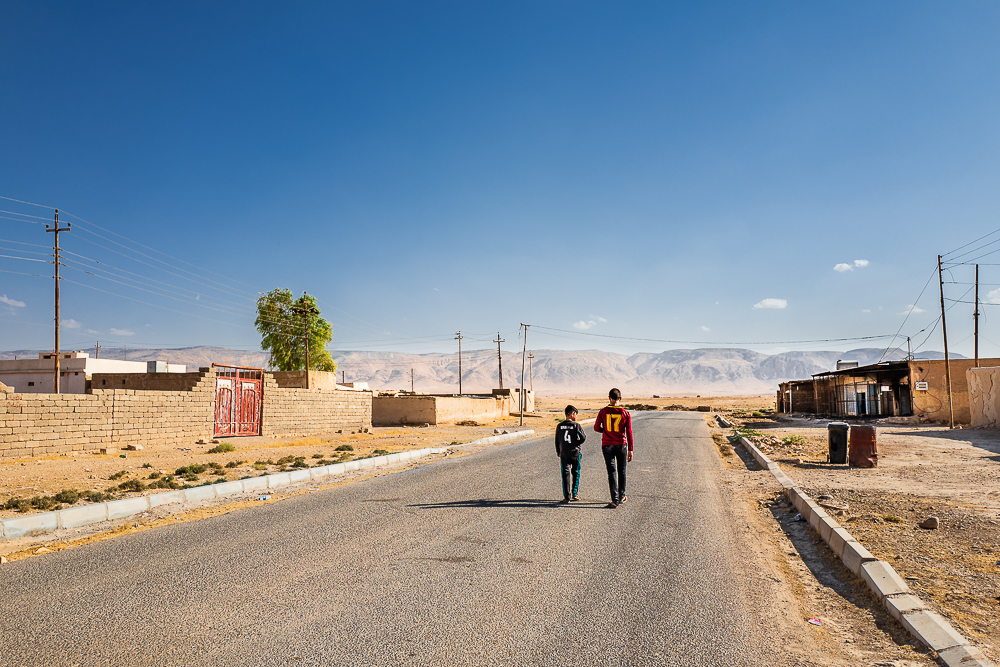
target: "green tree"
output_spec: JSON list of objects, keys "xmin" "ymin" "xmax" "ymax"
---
[{"xmin": 255, "ymin": 288, "xmax": 336, "ymax": 372}]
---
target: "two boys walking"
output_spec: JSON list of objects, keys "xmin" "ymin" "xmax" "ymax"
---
[{"xmin": 555, "ymin": 388, "xmax": 634, "ymax": 509}]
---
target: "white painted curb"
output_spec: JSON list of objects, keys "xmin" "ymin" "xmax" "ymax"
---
[
  {"xmin": 0, "ymin": 429, "xmax": 537, "ymax": 543},
  {"xmin": 735, "ymin": 436, "xmax": 994, "ymax": 667}
]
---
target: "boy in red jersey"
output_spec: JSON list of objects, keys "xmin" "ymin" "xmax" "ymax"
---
[{"xmin": 594, "ymin": 388, "xmax": 633, "ymax": 508}]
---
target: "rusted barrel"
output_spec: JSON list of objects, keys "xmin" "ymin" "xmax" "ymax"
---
[{"xmin": 849, "ymin": 425, "xmax": 878, "ymax": 468}]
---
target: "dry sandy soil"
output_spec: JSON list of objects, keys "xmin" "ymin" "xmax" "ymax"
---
[{"xmin": 722, "ymin": 410, "xmax": 1000, "ymax": 664}]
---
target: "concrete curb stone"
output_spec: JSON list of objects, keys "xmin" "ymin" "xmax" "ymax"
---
[
  {"xmin": 58, "ymin": 503, "xmax": 109, "ymax": 529},
  {"xmin": 901, "ymin": 610, "xmax": 969, "ymax": 652},
  {"xmin": 861, "ymin": 560, "xmax": 911, "ymax": 599},
  {"xmin": 107, "ymin": 497, "xmax": 151, "ymax": 521},
  {"xmin": 740, "ymin": 434, "xmax": 993, "ymax": 666},
  {"xmin": 885, "ymin": 594, "xmax": 928, "ymax": 622},
  {"xmin": 938, "ymin": 645, "xmax": 997, "ymax": 667}
]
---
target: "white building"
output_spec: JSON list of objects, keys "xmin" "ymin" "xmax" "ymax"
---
[{"xmin": 0, "ymin": 351, "xmax": 186, "ymax": 394}]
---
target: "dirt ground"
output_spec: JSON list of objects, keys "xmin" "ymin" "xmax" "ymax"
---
[
  {"xmin": 720, "ymin": 410, "xmax": 1000, "ymax": 664},
  {"xmin": 0, "ymin": 412, "xmax": 560, "ymax": 522},
  {"xmin": 536, "ymin": 394, "xmax": 773, "ymax": 413},
  {"xmin": 707, "ymin": 415, "xmax": 936, "ymax": 666}
]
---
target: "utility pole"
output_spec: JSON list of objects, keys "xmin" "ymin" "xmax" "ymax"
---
[
  {"xmin": 342, "ymin": 370, "xmax": 345, "ymax": 384},
  {"xmin": 455, "ymin": 332, "xmax": 463, "ymax": 395},
  {"xmin": 520, "ymin": 324, "xmax": 530, "ymax": 425},
  {"xmin": 906, "ymin": 337, "xmax": 911, "ymax": 361},
  {"xmin": 528, "ymin": 352, "xmax": 534, "ymax": 392},
  {"xmin": 46, "ymin": 209, "xmax": 70, "ymax": 394},
  {"xmin": 292, "ymin": 295, "xmax": 319, "ymax": 389},
  {"xmin": 95, "ymin": 341, "xmax": 101, "ymax": 359},
  {"xmin": 493, "ymin": 332, "xmax": 505, "ymax": 390},
  {"xmin": 938, "ymin": 255, "xmax": 955, "ymax": 429},
  {"xmin": 975, "ymin": 264, "xmax": 980, "ymax": 368}
]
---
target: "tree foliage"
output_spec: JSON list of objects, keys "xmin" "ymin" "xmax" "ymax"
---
[{"xmin": 255, "ymin": 288, "xmax": 336, "ymax": 372}]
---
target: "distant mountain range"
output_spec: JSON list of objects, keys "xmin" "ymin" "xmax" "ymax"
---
[{"xmin": 0, "ymin": 345, "xmax": 958, "ymax": 396}]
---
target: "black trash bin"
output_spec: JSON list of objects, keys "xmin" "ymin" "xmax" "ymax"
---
[{"xmin": 828, "ymin": 422, "xmax": 849, "ymax": 464}]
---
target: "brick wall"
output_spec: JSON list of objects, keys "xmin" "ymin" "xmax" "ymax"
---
[{"xmin": 0, "ymin": 369, "xmax": 372, "ymax": 459}]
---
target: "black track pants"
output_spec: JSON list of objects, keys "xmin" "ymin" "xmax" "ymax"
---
[{"xmin": 602, "ymin": 444, "xmax": 627, "ymax": 503}]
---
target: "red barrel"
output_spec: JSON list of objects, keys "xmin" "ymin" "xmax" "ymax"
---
[{"xmin": 849, "ymin": 425, "xmax": 878, "ymax": 468}]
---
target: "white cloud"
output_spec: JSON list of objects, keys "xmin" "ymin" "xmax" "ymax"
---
[
  {"xmin": 86, "ymin": 329, "xmax": 100, "ymax": 335},
  {"xmin": 834, "ymin": 263, "xmax": 853, "ymax": 273},
  {"xmin": 753, "ymin": 298, "xmax": 787, "ymax": 310},
  {"xmin": 595, "ymin": 315, "xmax": 607, "ymax": 323},
  {"xmin": 700, "ymin": 325, "xmax": 710, "ymax": 332},
  {"xmin": 899, "ymin": 305, "xmax": 926, "ymax": 315},
  {"xmin": 572, "ymin": 320, "xmax": 597, "ymax": 330},
  {"xmin": 62, "ymin": 319, "xmax": 82, "ymax": 329},
  {"xmin": 110, "ymin": 328, "xmax": 135, "ymax": 336},
  {"xmin": 854, "ymin": 259, "xmax": 870, "ymax": 267},
  {"xmin": 0, "ymin": 294, "xmax": 25, "ymax": 308},
  {"xmin": 861, "ymin": 309, "xmax": 871, "ymax": 313},
  {"xmin": 986, "ymin": 288, "xmax": 1000, "ymax": 304}
]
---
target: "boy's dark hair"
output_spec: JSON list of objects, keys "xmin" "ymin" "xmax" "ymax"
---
[
  {"xmin": 564, "ymin": 405, "xmax": 578, "ymax": 417},
  {"xmin": 609, "ymin": 388, "xmax": 621, "ymax": 401}
]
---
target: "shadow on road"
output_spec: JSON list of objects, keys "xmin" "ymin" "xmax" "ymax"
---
[{"xmin": 409, "ymin": 498, "xmax": 610, "ymax": 510}]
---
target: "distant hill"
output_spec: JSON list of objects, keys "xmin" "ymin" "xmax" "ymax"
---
[{"xmin": 0, "ymin": 345, "xmax": 960, "ymax": 397}]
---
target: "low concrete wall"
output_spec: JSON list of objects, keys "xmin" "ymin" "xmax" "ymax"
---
[{"xmin": 373, "ymin": 395, "xmax": 508, "ymax": 426}]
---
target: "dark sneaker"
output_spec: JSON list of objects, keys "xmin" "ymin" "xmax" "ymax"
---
[
  {"xmin": 570, "ymin": 495, "xmax": 580, "ymax": 502},
  {"xmin": 606, "ymin": 502, "xmax": 618, "ymax": 509},
  {"xmin": 560, "ymin": 498, "xmax": 570, "ymax": 504},
  {"xmin": 619, "ymin": 495, "xmax": 628, "ymax": 505}
]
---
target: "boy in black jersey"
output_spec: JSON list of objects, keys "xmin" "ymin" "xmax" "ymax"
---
[{"xmin": 555, "ymin": 405, "xmax": 587, "ymax": 503}]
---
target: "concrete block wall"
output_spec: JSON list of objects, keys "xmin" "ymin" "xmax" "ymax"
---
[
  {"xmin": 260, "ymin": 374, "xmax": 372, "ymax": 437},
  {"xmin": 0, "ymin": 369, "xmax": 217, "ymax": 459},
  {"xmin": 0, "ymin": 369, "xmax": 373, "ymax": 459}
]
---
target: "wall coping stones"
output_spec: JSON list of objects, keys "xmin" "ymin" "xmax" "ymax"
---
[{"xmin": 734, "ymin": 435, "xmax": 991, "ymax": 666}]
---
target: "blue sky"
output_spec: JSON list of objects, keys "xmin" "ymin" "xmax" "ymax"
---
[{"xmin": 2, "ymin": 2, "xmax": 1000, "ymax": 358}]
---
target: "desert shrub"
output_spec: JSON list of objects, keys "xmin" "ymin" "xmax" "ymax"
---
[
  {"xmin": 53, "ymin": 489, "xmax": 82, "ymax": 504},
  {"xmin": 213, "ymin": 477, "xmax": 228, "ymax": 484},
  {"xmin": 314, "ymin": 459, "xmax": 333, "ymax": 466},
  {"xmin": 109, "ymin": 470, "xmax": 128, "ymax": 481},
  {"xmin": 290, "ymin": 460, "xmax": 309, "ymax": 469},
  {"xmin": 373, "ymin": 449, "xmax": 391, "ymax": 456},
  {"xmin": 781, "ymin": 435, "xmax": 807, "ymax": 447},
  {"xmin": 148, "ymin": 471, "xmax": 162, "ymax": 479},
  {"xmin": 335, "ymin": 444, "xmax": 354, "ymax": 452},
  {"xmin": 252, "ymin": 462, "xmax": 268, "ymax": 470},
  {"xmin": 149, "ymin": 476, "xmax": 181, "ymax": 490},
  {"xmin": 751, "ymin": 411, "xmax": 764, "ymax": 417},
  {"xmin": 207, "ymin": 443, "xmax": 236, "ymax": 454},
  {"xmin": 225, "ymin": 460, "xmax": 245, "ymax": 469},
  {"xmin": 175, "ymin": 464, "xmax": 207, "ymax": 475},
  {"xmin": 276, "ymin": 455, "xmax": 296, "ymax": 465},
  {"xmin": 884, "ymin": 515, "xmax": 903, "ymax": 524},
  {"xmin": 141, "ymin": 463, "xmax": 152, "ymax": 469},
  {"xmin": 84, "ymin": 490, "xmax": 114, "ymax": 503},
  {"xmin": 3, "ymin": 497, "xmax": 30, "ymax": 512},
  {"xmin": 116, "ymin": 479, "xmax": 146, "ymax": 493},
  {"xmin": 311, "ymin": 453, "xmax": 324, "ymax": 459}
]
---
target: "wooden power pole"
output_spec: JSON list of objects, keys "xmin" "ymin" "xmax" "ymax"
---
[
  {"xmin": 292, "ymin": 295, "xmax": 319, "ymax": 389},
  {"xmin": 46, "ymin": 209, "xmax": 70, "ymax": 394},
  {"xmin": 938, "ymin": 255, "xmax": 955, "ymax": 429},
  {"xmin": 975, "ymin": 263, "xmax": 980, "ymax": 368},
  {"xmin": 95, "ymin": 341, "xmax": 101, "ymax": 359},
  {"xmin": 519, "ymin": 324, "xmax": 529, "ymax": 425},
  {"xmin": 494, "ymin": 332, "xmax": 505, "ymax": 390},
  {"xmin": 455, "ymin": 331, "xmax": 463, "ymax": 395}
]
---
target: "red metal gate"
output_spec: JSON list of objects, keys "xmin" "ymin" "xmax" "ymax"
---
[{"xmin": 213, "ymin": 365, "xmax": 262, "ymax": 437}]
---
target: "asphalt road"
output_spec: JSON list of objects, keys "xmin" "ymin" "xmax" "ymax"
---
[{"xmin": 1, "ymin": 412, "xmax": 787, "ymax": 667}]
